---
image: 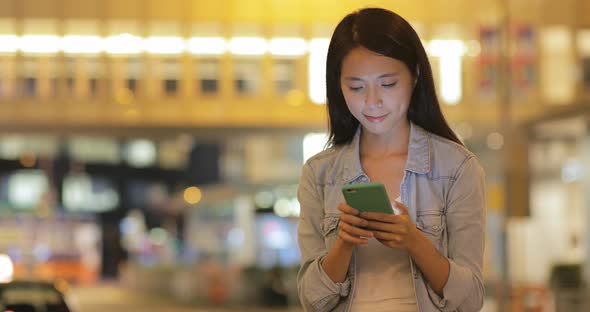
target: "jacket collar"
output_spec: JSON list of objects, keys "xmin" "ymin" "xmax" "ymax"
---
[{"xmin": 341, "ymin": 122, "xmax": 431, "ymax": 183}]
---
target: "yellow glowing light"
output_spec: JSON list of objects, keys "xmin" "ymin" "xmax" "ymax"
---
[
  {"xmin": 428, "ymin": 40, "xmax": 466, "ymax": 105},
  {"xmin": 104, "ymin": 34, "xmax": 143, "ymax": 54},
  {"xmin": 303, "ymin": 132, "xmax": 328, "ymax": 164},
  {"xmin": 0, "ymin": 35, "xmax": 19, "ymax": 53},
  {"xmin": 62, "ymin": 35, "xmax": 103, "ymax": 54},
  {"xmin": 20, "ymin": 35, "xmax": 61, "ymax": 54},
  {"xmin": 0, "ymin": 254, "xmax": 14, "ymax": 283},
  {"xmin": 184, "ymin": 186, "xmax": 202, "ymax": 204},
  {"xmin": 19, "ymin": 152, "xmax": 36, "ymax": 168},
  {"xmin": 308, "ymin": 38, "xmax": 330, "ymax": 104},
  {"xmin": 578, "ymin": 30, "xmax": 590, "ymax": 56},
  {"xmin": 187, "ymin": 37, "xmax": 226, "ymax": 55},
  {"xmin": 144, "ymin": 36, "xmax": 185, "ymax": 54},
  {"xmin": 269, "ymin": 38, "xmax": 306, "ymax": 56},
  {"xmin": 428, "ymin": 40, "xmax": 466, "ymax": 57},
  {"xmin": 228, "ymin": 37, "xmax": 267, "ymax": 55}
]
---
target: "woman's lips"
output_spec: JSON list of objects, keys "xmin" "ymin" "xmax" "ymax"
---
[{"xmin": 364, "ymin": 113, "xmax": 389, "ymax": 123}]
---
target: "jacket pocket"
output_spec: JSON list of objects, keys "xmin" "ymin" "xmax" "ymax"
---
[
  {"xmin": 321, "ymin": 215, "xmax": 339, "ymax": 248},
  {"xmin": 416, "ymin": 210, "xmax": 444, "ymax": 248}
]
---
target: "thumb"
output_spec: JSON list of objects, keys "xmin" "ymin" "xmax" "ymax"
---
[{"xmin": 392, "ymin": 201, "xmax": 409, "ymax": 215}]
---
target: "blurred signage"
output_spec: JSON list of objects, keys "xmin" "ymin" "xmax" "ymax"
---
[
  {"xmin": 63, "ymin": 174, "xmax": 119, "ymax": 212},
  {"xmin": 511, "ymin": 24, "xmax": 537, "ymax": 99},
  {"xmin": 7, "ymin": 170, "xmax": 49, "ymax": 210},
  {"xmin": 477, "ymin": 26, "xmax": 500, "ymax": 101}
]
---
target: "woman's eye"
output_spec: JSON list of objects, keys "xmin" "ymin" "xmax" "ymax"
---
[
  {"xmin": 382, "ymin": 82, "xmax": 397, "ymax": 88},
  {"xmin": 348, "ymin": 86, "xmax": 363, "ymax": 91}
]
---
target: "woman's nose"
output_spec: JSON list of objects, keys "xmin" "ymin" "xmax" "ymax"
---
[{"xmin": 365, "ymin": 85, "xmax": 382, "ymax": 107}]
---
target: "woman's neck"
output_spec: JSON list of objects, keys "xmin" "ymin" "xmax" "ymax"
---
[{"xmin": 360, "ymin": 122, "xmax": 410, "ymax": 158}]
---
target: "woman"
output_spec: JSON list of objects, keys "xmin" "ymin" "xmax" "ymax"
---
[{"xmin": 297, "ymin": 7, "xmax": 485, "ymax": 312}]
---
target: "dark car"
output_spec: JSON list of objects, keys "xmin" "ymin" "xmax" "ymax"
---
[{"xmin": 0, "ymin": 280, "xmax": 71, "ymax": 312}]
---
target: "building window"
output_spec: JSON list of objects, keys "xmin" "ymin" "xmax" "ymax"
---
[
  {"xmin": 89, "ymin": 78, "xmax": 98, "ymax": 96},
  {"xmin": 162, "ymin": 59, "xmax": 180, "ymax": 97},
  {"xmin": 583, "ymin": 58, "xmax": 590, "ymax": 93},
  {"xmin": 201, "ymin": 79, "xmax": 218, "ymax": 93},
  {"xmin": 65, "ymin": 58, "xmax": 76, "ymax": 96},
  {"xmin": 273, "ymin": 60, "xmax": 295, "ymax": 95},
  {"xmin": 127, "ymin": 58, "xmax": 143, "ymax": 95},
  {"xmin": 23, "ymin": 77, "xmax": 37, "ymax": 97},
  {"xmin": 87, "ymin": 59, "xmax": 104, "ymax": 98},
  {"xmin": 197, "ymin": 59, "xmax": 220, "ymax": 95},
  {"xmin": 164, "ymin": 79, "xmax": 177, "ymax": 96},
  {"xmin": 66, "ymin": 77, "xmax": 74, "ymax": 93},
  {"xmin": 127, "ymin": 78, "xmax": 137, "ymax": 93},
  {"xmin": 19, "ymin": 58, "xmax": 38, "ymax": 97},
  {"xmin": 234, "ymin": 60, "xmax": 261, "ymax": 95}
]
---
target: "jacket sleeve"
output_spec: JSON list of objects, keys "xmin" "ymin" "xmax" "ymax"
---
[
  {"xmin": 297, "ymin": 161, "xmax": 351, "ymax": 312},
  {"xmin": 426, "ymin": 156, "xmax": 486, "ymax": 311}
]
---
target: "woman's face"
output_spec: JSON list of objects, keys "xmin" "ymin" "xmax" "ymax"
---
[{"xmin": 340, "ymin": 46, "xmax": 415, "ymax": 137}]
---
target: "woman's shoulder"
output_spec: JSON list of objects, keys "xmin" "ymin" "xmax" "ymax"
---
[
  {"xmin": 302, "ymin": 144, "xmax": 349, "ymax": 178},
  {"xmin": 426, "ymin": 131, "xmax": 482, "ymax": 172},
  {"xmin": 304, "ymin": 145, "xmax": 344, "ymax": 167},
  {"xmin": 429, "ymin": 132, "xmax": 474, "ymax": 157},
  {"xmin": 411, "ymin": 123, "xmax": 474, "ymax": 161}
]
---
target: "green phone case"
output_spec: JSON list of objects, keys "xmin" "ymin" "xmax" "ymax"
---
[{"xmin": 341, "ymin": 182, "xmax": 394, "ymax": 214}]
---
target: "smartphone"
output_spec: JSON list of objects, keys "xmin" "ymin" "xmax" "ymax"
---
[{"xmin": 341, "ymin": 182, "xmax": 394, "ymax": 214}]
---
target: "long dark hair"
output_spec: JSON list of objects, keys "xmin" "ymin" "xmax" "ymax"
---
[{"xmin": 325, "ymin": 7, "xmax": 462, "ymax": 146}]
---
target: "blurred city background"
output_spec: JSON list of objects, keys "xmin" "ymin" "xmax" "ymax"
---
[{"xmin": 0, "ymin": 0, "xmax": 589, "ymax": 311}]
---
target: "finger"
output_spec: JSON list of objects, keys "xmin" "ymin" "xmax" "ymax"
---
[
  {"xmin": 366, "ymin": 221, "xmax": 408, "ymax": 234},
  {"xmin": 367, "ymin": 215, "xmax": 412, "ymax": 227},
  {"xmin": 339, "ymin": 203, "xmax": 368, "ymax": 227},
  {"xmin": 340, "ymin": 213, "xmax": 369, "ymax": 228},
  {"xmin": 392, "ymin": 201, "xmax": 409, "ymax": 215},
  {"xmin": 338, "ymin": 202, "xmax": 360, "ymax": 216},
  {"xmin": 339, "ymin": 230, "xmax": 369, "ymax": 245},
  {"xmin": 372, "ymin": 231, "xmax": 402, "ymax": 243},
  {"xmin": 360, "ymin": 212, "xmax": 396, "ymax": 223},
  {"xmin": 339, "ymin": 221, "xmax": 374, "ymax": 238},
  {"xmin": 371, "ymin": 230, "xmax": 395, "ymax": 241}
]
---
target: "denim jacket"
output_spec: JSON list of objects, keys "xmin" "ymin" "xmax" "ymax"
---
[{"xmin": 297, "ymin": 123, "xmax": 486, "ymax": 312}]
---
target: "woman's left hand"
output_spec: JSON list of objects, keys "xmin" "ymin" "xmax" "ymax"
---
[{"xmin": 360, "ymin": 201, "xmax": 419, "ymax": 252}]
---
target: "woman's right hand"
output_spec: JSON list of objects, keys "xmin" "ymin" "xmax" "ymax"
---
[
  {"xmin": 321, "ymin": 203, "xmax": 371, "ymax": 283},
  {"xmin": 337, "ymin": 203, "xmax": 374, "ymax": 245}
]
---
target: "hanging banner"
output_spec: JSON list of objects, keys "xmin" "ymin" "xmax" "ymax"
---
[
  {"xmin": 510, "ymin": 24, "xmax": 537, "ymax": 100},
  {"xmin": 477, "ymin": 26, "xmax": 500, "ymax": 101}
]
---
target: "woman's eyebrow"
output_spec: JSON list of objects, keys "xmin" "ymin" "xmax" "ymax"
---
[
  {"xmin": 343, "ymin": 73, "xmax": 400, "ymax": 81},
  {"xmin": 377, "ymin": 73, "xmax": 400, "ymax": 78}
]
